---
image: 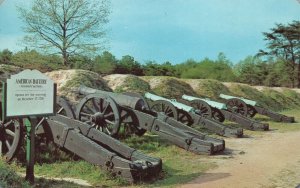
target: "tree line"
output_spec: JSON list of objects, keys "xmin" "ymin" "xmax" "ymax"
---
[{"xmin": 0, "ymin": 48, "xmax": 294, "ymax": 88}]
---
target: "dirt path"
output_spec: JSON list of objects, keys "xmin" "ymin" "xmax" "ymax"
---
[{"xmin": 180, "ymin": 130, "xmax": 300, "ymax": 188}]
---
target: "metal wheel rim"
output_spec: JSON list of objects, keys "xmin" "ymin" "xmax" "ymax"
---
[{"xmin": 76, "ymin": 94, "xmax": 120, "ymax": 137}]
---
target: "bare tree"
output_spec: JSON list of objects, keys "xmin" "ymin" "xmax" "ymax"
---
[{"xmin": 18, "ymin": 0, "xmax": 110, "ymax": 66}]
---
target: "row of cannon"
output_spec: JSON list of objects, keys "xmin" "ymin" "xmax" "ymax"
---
[{"xmin": 0, "ymin": 85, "xmax": 294, "ymax": 182}]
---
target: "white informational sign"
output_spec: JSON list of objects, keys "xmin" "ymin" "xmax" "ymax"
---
[{"xmin": 6, "ymin": 69, "xmax": 56, "ymax": 117}]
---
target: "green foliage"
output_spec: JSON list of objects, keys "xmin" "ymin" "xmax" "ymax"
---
[
  {"xmin": 69, "ymin": 55, "xmax": 94, "ymax": 70},
  {"xmin": 180, "ymin": 53, "xmax": 236, "ymax": 81},
  {"xmin": 258, "ymin": 20, "xmax": 300, "ymax": 87},
  {"xmin": 11, "ymin": 49, "xmax": 65, "ymax": 72},
  {"xmin": 0, "ymin": 49, "xmax": 13, "ymax": 64},
  {"xmin": 263, "ymin": 60, "xmax": 295, "ymax": 87},
  {"xmin": 93, "ymin": 51, "xmax": 117, "ymax": 74},
  {"xmin": 234, "ymin": 55, "xmax": 297, "ymax": 88},
  {"xmin": 234, "ymin": 56, "xmax": 269, "ymax": 85},
  {"xmin": 116, "ymin": 55, "xmax": 144, "ymax": 75},
  {"xmin": 0, "ymin": 160, "xmax": 31, "ymax": 188},
  {"xmin": 174, "ymin": 59, "xmax": 197, "ymax": 77},
  {"xmin": 143, "ymin": 61, "xmax": 177, "ymax": 76}
]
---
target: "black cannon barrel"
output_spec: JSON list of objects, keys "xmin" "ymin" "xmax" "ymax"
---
[{"xmin": 77, "ymin": 85, "xmax": 146, "ymax": 111}]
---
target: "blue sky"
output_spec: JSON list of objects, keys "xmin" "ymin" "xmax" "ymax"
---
[{"xmin": 0, "ymin": 0, "xmax": 300, "ymax": 64}]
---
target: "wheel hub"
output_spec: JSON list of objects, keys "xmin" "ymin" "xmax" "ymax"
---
[{"xmin": 91, "ymin": 112, "xmax": 105, "ymax": 124}]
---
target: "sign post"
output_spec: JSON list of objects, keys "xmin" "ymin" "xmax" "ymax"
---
[
  {"xmin": 3, "ymin": 69, "xmax": 56, "ymax": 184},
  {"xmin": 24, "ymin": 118, "xmax": 36, "ymax": 183}
]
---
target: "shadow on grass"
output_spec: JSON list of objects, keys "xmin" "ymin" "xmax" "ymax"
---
[
  {"xmin": 34, "ymin": 177, "xmax": 91, "ymax": 188},
  {"xmin": 148, "ymin": 164, "xmax": 206, "ymax": 187}
]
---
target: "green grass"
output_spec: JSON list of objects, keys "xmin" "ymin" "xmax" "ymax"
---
[
  {"xmin": 2, "ymin": 70, "xmax": 300, "ymax": 187},
  {"xmin": 193, "ymin": 79, "xmax": 232, "ymax": 99},
  {"xmin": 0, "ymin": 159, "xmax": 30, "ymax": 188},
  {"xmin": 10, "ymin": 133, "xmax": 216, "ymax": 187},
  {"xmin": 123, "ymin": 134, "xmax": 216, "ymax": 188},
  {"xmin": 60, "ymin": 69, "xmax": 112, "ymax": 93},
  {"xmin": 253, "ymin": 109, "xmax": 300, "ymax": 133},
  {"xmin": 8, "ymin": 108, "xmax": 300, "ymax": 187},
  {"xmin": 114, "ymin": 76, "xmax": 151, "ymax": 94},
  {"xmin": 144, "ymin": 76, "xmax": 198, "ymax": 98}
]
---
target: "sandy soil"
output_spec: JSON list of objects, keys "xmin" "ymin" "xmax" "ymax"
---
[
  {"xmin": 103, "ymin": 74, "xmax": 132, "ymax": 90},
  {"xmin": 180, "ymin": 130, "xmax": 300, "ymax": 188}
]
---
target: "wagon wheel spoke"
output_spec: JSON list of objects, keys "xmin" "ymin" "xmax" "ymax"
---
[
  {"xmin": 102, "ymin": 102, "xmax": 110, "ymax": 114},
  {"xmin": 80, "ymin": 112, "xmax": 92, "ymax": 117},
  {"xmin": 164, "ymin": 106, "xmax": 170, "ymax": 113},
  {"xmin": 178, "ymin": 113, "xmax": 185, "ymax": 121},
  {"xmin": 76, "ymin": 95, "xmax": 121, "ymax": 137},
  {"xmin": 57, "ymin": 107, "xmax": 64, "ymax": 114},
  {"xmin": 159, "ymin": 103, "xmax": 164, "ymax": 112},
  {"xmin": 150, "ymin": 100, "xmax": 178, "ymax": 119},
  {"xmin": 99, "ymin": 98, "xmax": 104, "ymax": 112},
  {"xmin": 84, "ymin": 105, "xmax": 96, "ymax": 114},
  {"xmin": 105, "ymin": 119, "xmax": 115, "ymax": 125},
  {"xmin": 104, "ymin": 125, "xmax": 112, "ymax": 135},
  {"xmin": 92, "ymin": 98, "xmax": 100, "ymax": 111},
  {"xmin": 0, "ymin": 141, "xmax": 2, "ymax": 156},
  {"xmin": 104, "ymin": 112, "xmax": 114, "ymax": 119},
  {"xmin": 5, "ymin": 129, "xmax": 15, "ymax": 137},
  {"xmin": 190, "ymin": 100, "xmax": 212, "ymax": 118},
  {"xmin": 4, "ymin": 120, "xmax": 13, "ymax": 128},
  {"xmin": 212, "ymin": 109, "xmax": 225, "ymax": 122},
  {"xmin": 166, "ymin": 110, "xmax": 174, "ymax": 116}
]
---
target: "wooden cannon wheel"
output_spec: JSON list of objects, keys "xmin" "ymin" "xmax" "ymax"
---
[
  {"xmin": 247, "ymin": 105, "xmax": 257, "ymax": 118},
  {"xmin": 150, "ymin": 100, "xmax": 178, "ymax": 119},
  {"xmin": 189, "ymin": 99, "xmax": 213, "ymax": 119},
  {"xmin": 150, "ymin": 100, "xmax": 194, "ymax": 126},
  {"xmin": 0, "ymin": 101, "xmax": 23, "ymax": 162},
  {"xmin": 226, "ymin": 98, "xmax": 248, "ymax": 116},
  {"xmin": 211, "ymin": 108, "xmax": 225, "ymax": 122},
  {"xmin": 177, "ymin": 109, "xmax": 194, "ymax": 126},
  {"xmin": 76, "ymin": 94, "xmax": 121, "ymax": 137},
  {"xmin": 121, "ymin": 92, "xmax": 148, "ymax": 136},
  {"xmin": 56, "ymin": 96, "xmax": 76, "ymax": 119}
]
